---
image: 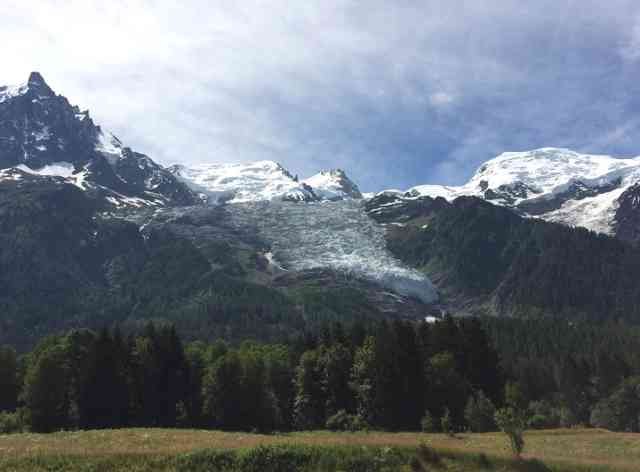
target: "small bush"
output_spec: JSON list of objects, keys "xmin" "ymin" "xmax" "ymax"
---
[
  {"xmin": 420, "ymin": 410, "xmax": 436, "ymax": 432},
  {"xmin": 474, "ymin": 452, "xmax": 492, "ymax": 469},
  {"xmin": 0, "ymin": 411, "xmax": 23, "ymax": 434},
  {"xmin": 325, "ymin": 410, "xmax": 368, "ymax": 431},
  {"xmin": 509, "ymin": 458, "xmax": 552, "ymax": 472},
  {"xmin": 465, "ymin": 391, "xmax": 497, "ymax": 432},
  {"xmin": 175, "ymin": 449, "xmax": 236, "ymax": 471},
  {"xmin": 238, "ymin": 445, "xmax": 313, "ymax": 472},
  {"xmin": 527, "ymin": 414, "xmax": 551, "ymax": 430},
  {"xmin": 528, "ymin": 400, "xmax": 560, "ymax": 429},
  {"xmin": 441, "ymin": 408, "xmax": 453, "ymax": 436},
  {"xmin": 312, "ymin": 446, "xmax": 408, "ymax": 472},
  {"xmin": 410, "ymin": 456, "xmax": 425, "ymax": 471},
  {"xmin": 416, "ymin": 444, "xmax": 442, "ymax": 466}
]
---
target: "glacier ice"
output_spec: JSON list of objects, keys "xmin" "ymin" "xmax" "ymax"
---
[{"xmin": 226, "ymin": 200, "xmax": 438, "ymax": 303}]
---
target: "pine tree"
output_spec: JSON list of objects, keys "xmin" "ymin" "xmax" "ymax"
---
[
  {"xmin": 202, "ymin": 352, "xmax": 244, "ymax": 429},
  {"xmin": 350, "ymin": 336, "xmax": 376, "ymax": 425},
  {"xmin": 320, "ymin": 344, "xmax": 354, "ymax": 417},
  {"xmin": 293, "ymin": 350, "xmax": 325, "ymax": 429},
  {"xmin": 22, "ymin": 344, "xmax": 70, "ymax": 433}
]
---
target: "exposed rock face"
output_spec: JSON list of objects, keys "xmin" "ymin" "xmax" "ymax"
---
[
  {"xmin": 0, "ymin": 72, "xmax": 199, "ymax": 208},
  {"xmin": 614, "ymin": 183, "xmax": 640, "ymax": 244}
]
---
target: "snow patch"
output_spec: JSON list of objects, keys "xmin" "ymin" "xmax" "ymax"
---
[
  {"xmin": 95, "ymin": 131, "xmax": 123, "ymax": 164},
  {"xmin": 16, "ymin": 162, "xmax": 75, "ymax": 179},
  {"xmin": 0, "ymin": 82, "xmax": 29, "ymax": 103}
]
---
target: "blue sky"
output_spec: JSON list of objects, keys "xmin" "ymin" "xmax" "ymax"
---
[{"xmin": 4, "ymin": 0, "xmax": 640, "ymax": 191}]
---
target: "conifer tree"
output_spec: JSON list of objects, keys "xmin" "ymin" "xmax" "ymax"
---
[{"xmin": 22, "ymin": 344, "xmax": 70, "ymax": 433}]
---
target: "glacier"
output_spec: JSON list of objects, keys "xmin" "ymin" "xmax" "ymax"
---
[{"xmin": 226, "ymin": 200, "xmax": 438, "ymax": 303}]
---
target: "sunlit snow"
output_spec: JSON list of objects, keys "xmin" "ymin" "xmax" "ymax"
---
[
  {"xmin": 16, "ymin": 162, "xmax": 75, "ymax": 179},
  {"xmin": 389, "ymin": 147, "xmax": 640, "ymax": 235},
  {"xmin": 171, "ymin": 161, "xmax": 315, "ymax": 203}
]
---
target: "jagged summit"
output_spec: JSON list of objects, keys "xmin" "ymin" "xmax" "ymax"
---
[
  {"xmin": 28, "ymin": 71, "xmax": 46, "ymax": 84},
  {"xmin": 26, "ymin": 71, "xmax": 53, "ymax": 95},
  {"xmin": 0, "ymin": 72, "xmax": 53, "ymax": 104},
  {"xmin": 0, "ymin": 73, "xmax": 199, "ymax": 208}
]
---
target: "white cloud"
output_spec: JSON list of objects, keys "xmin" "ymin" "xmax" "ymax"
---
[{"xmin": 2, "ymin": 0, "xmax": 640, "ymax": 191}]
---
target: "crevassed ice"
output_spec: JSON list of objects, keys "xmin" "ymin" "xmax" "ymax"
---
[{"xmin": 227, "ymin": 200, "xmax": 438, "ymax": 303}]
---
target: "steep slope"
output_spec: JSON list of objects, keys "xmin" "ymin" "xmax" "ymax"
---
[
  {"xmin": 0, "ymin": 173, "xmax": 308, "ymax": 348},
  {"xmin": 0, "ymin": 74, "xmax": 440, "ymax": 348},
  {"xmin": 378, "ymin": 148, "xmax": 640, "ymax": 243},
  {"xmin": 366, "ymin": 193, "xmax": 640, "ymax": 322},
  {"xmin": 302, "ymin": 169, "xmax": 363, "ymax": 200},
  {"xmin": 0, "ymin": 174, "xmax": 438, "ymax": 349},
  {"xmin": 0, "ymin": 72, "xmax": 198, "ymax": 208}
]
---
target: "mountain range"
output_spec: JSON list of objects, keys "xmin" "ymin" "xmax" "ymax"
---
[{"xmin": 2, "ymin": 72, "xmax": 640, "ymax": 348}]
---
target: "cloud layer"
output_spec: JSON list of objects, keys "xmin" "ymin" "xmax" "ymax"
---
[{"xmin": 4, "ymin": 0, "xmax": 640, "ymax": 190}]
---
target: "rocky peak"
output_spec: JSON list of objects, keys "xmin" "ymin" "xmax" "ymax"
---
[
  {"xmin": 303, "ymin": 168, "xmax": 362, "ymax": 200},
  {"xmin": 26, "ymin": 71, "xmax": 54, "ymax": 97},
  {"xmin": 0, "ymin": 73, "xmax": 199, "ymax": 208}
]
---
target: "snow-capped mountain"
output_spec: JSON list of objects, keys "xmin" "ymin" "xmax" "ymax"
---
[
  {"xmin": 0, "ymin": 72, "xmax": 198, "ymax": 208},
  {"xmin": 170, "ymin": 162, "xmax": 362, "ymax": 203},
  {"xmin": 169, "ymin": 161, "xmax": 316, "ymax": 203},
  {"xmin": 374, "ymin": 148, "xmax": 640, "ymax": 241},
  {"xmin": 303, "ymin": 169, "xmax": 363, "ymax": 200}
]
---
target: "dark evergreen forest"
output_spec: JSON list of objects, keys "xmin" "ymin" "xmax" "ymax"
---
[{"xmin": 1, "ymin": 316, "xmax": 638, "ymax": 434}]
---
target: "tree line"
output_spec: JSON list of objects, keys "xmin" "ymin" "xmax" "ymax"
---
[
  {"xmin": 0, "ymin": 316, "xmax": 639, "ymax": 434},
  {"xmin": 0, "ymin": 318, "xmax": 502, "ymax": 433}
]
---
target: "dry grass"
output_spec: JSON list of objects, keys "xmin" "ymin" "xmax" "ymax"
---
[{"xmin": 0, "ymin": 428, "xmax": 636, "ymax": 470}]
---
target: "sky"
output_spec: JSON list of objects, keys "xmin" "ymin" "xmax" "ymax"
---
[{"xmin": 4, "ymin": 0, "xmax": 640, "ymax": 192}]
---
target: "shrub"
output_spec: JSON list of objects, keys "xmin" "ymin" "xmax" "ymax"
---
[
  {"xmin": 325, "ymin": 410, "xmax": 368, "ymax": 431},
  {"xmin": 420, "ymin": 410, "xmax": 436, "ymax": 432},
  {"xmin": 464, "ymin": 390, "xmax": 496, "ymax": 432},
  {"xmin": 0, "ymin": 411, "xmax": 23, "ymax": 434},
  {"xmin": 527, "ymin": 400, "xmax": 560, "ymax": 429},
  {"xmin": 175, "ymin": 449, "xmax": 236, "ymax": 471},
  {"xmin": 416, "ymin": 444, "xmax": 442, "ymax": 466},
  {"xmin": 237, "ymin": 445, "xmax": 313, "ymax": 472},
  {"xmin": 474, "ymin": 452, "xmax": 492, "ymax": 469},
  {"xmin": 559, "ymin": 406, "xmax": 578, "ymax": 428}
]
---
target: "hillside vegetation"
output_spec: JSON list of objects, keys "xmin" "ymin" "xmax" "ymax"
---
[{"xmin": 381, "ymin": 196, "xmax": 640, "ymax": 321}]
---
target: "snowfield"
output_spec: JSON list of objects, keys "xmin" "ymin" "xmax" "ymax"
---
[
  {"xmin": 388, "ymin": 148, "xmax": 640, "ymax": 235},
  {"xmin": 170, "ymin": 161, "xmax": 316, "ymax": 203},
  {"xmin": 170, "ymin": 161, "xmax": 362, "ymax": 204}
]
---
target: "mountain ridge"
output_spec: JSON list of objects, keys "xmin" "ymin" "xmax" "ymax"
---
[
  {"xmin": 3, "ymin": 72, "xmax": 640, "ymax": 348},
  {"xmin": 375, "ymin": 147, "xmax": 640, "ymax": 243}
]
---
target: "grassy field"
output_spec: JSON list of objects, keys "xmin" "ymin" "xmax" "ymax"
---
[{"xmin": 0, "ymin": 428, "xmax": 635, "ymax": 471}]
